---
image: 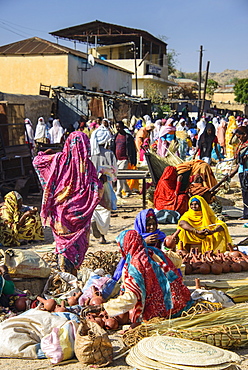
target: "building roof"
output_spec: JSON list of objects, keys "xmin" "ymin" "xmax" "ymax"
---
[
  {"xmin": 50, "ymin": 20, "xmax": 167, "ymax": 51},
  {"xmin": 0, "ymin": 37, "xmax": 132, "ymax": 74}
]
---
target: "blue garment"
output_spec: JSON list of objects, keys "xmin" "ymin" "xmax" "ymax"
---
[{"xmin": 134, "ymin": 208, "xmax": 166, "ymax": 244}]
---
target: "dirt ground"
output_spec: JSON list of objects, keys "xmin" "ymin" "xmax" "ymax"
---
[{"xmin": 1, "ymin": 181, "xmax": 248, "ymax": 369}]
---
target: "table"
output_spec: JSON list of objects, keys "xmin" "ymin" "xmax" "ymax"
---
[{"xmin": 116, "ymin": 169, "xmax": 151, "ymax": 209}]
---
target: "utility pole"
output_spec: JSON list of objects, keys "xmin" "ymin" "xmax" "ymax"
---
[
  {"xmin": 131, "ymin": 42, "xmax": 138, "ymax": 96},
  {"xmin": 197, "ymin": 45, "xmax": 203, "ymax": 121},
  {"xmin": 201, "ymin": 61, "xmax": 210, "ymax": 117}
]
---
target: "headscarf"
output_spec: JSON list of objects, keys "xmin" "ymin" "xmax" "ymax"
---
[
  {"xmin": 159, "ymin": 119, "xmax": 176, "ymax": 138},
  {"xmin": 243, "ymin": 119, "xmax": 248, "ymax": 126},
  {"xmin": 143, "ymin": 115, "xmax": 152, "ymax": 125},
  {"xmin": 134, "ymin": 208, "xmax": 166, "ymax": 244},
  {"xmin": 198, "ymin": 122, "xmax": 216, "ymax": 158},
  {"xmin": 33, "ymin": 131, "xmax": 101, "ymax": 268},
  {"xmin": 178, "ymin": 195, "xmax": 232, "ymax": 253},
  {"xmin": 49, "ymin": 119, "xmax": 64, "ymax": 144},
  {"xmin": 176, "ymin": 118, "xmax": 186, "ymax": 131},
  {"xmin": 90, "ymin": 124, "xmax": 112, "ymax": 155},
  {"xmin": 25, "ymin": 118, "xmax": 35, "ymax": 145},
  {"xmin": 34, "ymin": 117, "xmax": 46, "ymax": 140},
  {"xmin": 116, "ymin": 230, "xmax": 192, "ymax": 322}
]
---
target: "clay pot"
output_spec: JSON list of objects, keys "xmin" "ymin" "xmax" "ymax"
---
[
  {"xmin": 54, "ymin": 300, "xmax": 68, "ymax": 312},
  {"xmin": 239, "ymin": 260, "xmax": 248, "ymax": 271},
  {"xmin": 67, "ymin": 291, "xmax": 82, "ymax": 306},
  {"xmin": 104, "ymin": 317, "xmax": 119, "ymax": 330},
  {"xmin": 211, "ymin": 263, "xmax": 222, "ymax": 275},
  {"xmin": 227, "ymin": 243, "xmax": 241, "ymax": 258},
  {"xmin": 15, "ymin": 297, "xmax": 28, "ymax": 312},
  {"xmin": 199, "ymin": 263, "xmax": 211, "ymax": 274},
  {"xmin": 164, "ymin": 229, "xmax": 180, "ymax": 250},
  {"xmin": 230, "ymin": 262, "xmax": 242, "ymax": 273},
  {"xmin": 37, "ymin": 296, "xmax": 56, "ymax": 312},
  {"xmin": 185, "ymin": 263, "xmax": 193, "ymax": 275},
  {"xmin": 94, "ymin": 316, "xmax": 105, "ymax": 328},
  {"xmin": 89, "ymin": 286, "xmax": 104, "ymax": 306}
]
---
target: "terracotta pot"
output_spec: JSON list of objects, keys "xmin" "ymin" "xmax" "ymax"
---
[
  {"xmin": 67, "ymin": 291, "xmax": 82, "ymax": 306},
  {"xmin": 54, "ymin": 300, "xmax": 68, "ymax": 312},
  {"xmin": 15, "ymin": 297, "xmax": 28, "ymax": 312},
  {"xmin": 37, "ymin": 296, "xmax": 56, "ymax": 312},
  {"xmin": 104, "ymin": 317, "xmax": 119, "ymax": 330},
  {"xmin": 164, "ymin": 229, "xmax": 180, "ymax": 250},
  {"xmin": 89, "ymin": 286, "xmax": 104, "ymax": 306},
  {"xmin": 211, "ymin": 263, "xmax": 222, "ymax": 275},
  {"xmin": 195, "ymin": 278, "xmax": 201, "ymax": 289}
]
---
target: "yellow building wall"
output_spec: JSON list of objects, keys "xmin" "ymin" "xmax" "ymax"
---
[
  {"xmin": 0, "ymin": 54, "xmax": 68, "ymax": 95},
  {"xmin": 212, "ymin": 92, "xmax": 236, "ymax": 104}
]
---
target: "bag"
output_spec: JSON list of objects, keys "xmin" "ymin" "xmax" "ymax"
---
[
  {"xmin": 0, "ymin": 248, "xmax": 51, "ymax": 278},
  {"xmin": 99, "ymin": 182, "xmax": 117, "ymax": 210},
  {"xmin": 126, "ymin": 163, "xmax": 139, "ymax": 191},
  {"xmin": 74, "ymin": 318, "xmax": 113, "ymax": 367}
]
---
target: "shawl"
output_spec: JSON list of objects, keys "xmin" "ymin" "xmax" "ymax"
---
[
  {"xmin": 117, "ymin": 230, "xmax": 192, "ymax": 322},
  {"xmin": 159, "ymin": 123, "xmax": 176, "ymax": 138},
  {"xmin": 33, "ymin": 131, "xmax": 102, "ymax": 268},
  {"xmin": 225, "ymin": 116, "xmax": 238, "ymax": 159},
  {"xmin": 176, "ymin": 160, "xmax": 217, "ymax": 188},
  {"xmin": 25, "ymin": 119, "xmax": 35, "ymax": 145},
  {"xmin": 134, "ymin": 208, "xmax": 166, "ymax": 244},
  {"xmin": 154, "ymin": 166, "xmax": 189, "ymax": 215},
  {"xmin": 178, "ymin": 195, "xmax": 232, "ymax": 253},
  {"xmin": 49, "ymin": 119, "xmax": 64, "ymax": 144},
  {"xmin": 90, "ymin": 124, "xmax": 112, "ymax": 156},
  {"xmin": 34, "ymin": 117, "xmax": 46, "ymax": 140}
]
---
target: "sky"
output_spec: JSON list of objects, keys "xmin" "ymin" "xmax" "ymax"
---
[{"xmin": 0, "ymin": 0, "xmax": 248, "ymax": 73}]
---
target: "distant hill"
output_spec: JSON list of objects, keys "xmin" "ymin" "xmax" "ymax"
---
[{"xmin": 174, "ymin": 69, "xmax": 248, "ymax": 86}]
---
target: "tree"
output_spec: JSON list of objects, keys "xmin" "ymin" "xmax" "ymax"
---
[
  {"xmin": 206, "ymin": 79, "xmax": 219, "ymax": 99},
  {"xmin": 234, "ymin": 79, "xmax": 248, "ymax": 104},
  {"xmin": 167, "ymin": 49, "xmax": 178, "ymax": 75}
]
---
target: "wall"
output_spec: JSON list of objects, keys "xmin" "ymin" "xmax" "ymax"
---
[
  {"xmin": 68, "ymin": 55, "xmax": 132, "ymax": 94},
  {"xmin": 0, "ymin": 55, "xmax": 68, "ymax": 95},
  {"xmin": 0, "ymin": 92, "xmax": 53, "ymax": 127}
]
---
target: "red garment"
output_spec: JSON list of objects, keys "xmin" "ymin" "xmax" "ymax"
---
[
  {"xmin": 115, "ymin": 133, "xmax": 128, "ymax": 160},
  {"xmin": 154, "ymin": 166, "xmax": 189, "ymax": 215},
  {"xmin": 121, "ymin": 230, "xmax": 192, "ymax": 322}
]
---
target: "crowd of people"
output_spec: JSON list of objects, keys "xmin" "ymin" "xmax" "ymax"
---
[{"xmin": 0, "ymin": 110, "xmax": 248, "ymax": 326}]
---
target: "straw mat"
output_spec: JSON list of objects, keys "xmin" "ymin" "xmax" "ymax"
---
[
  {"xmin": 138, "ymin": 336, "xmax": 240, "ymax": 366},
  {"xmin": 129, "ymin": 345, "xmax": 232, "ymax": 370}
]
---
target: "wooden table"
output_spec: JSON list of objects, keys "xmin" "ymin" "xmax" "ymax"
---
[{"xmin": 116, "ymin": 169, "xmax": 151, "ymax": 209}]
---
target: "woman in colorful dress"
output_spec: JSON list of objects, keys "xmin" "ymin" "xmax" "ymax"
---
[
  {"xmin": 33, "ymin": 131, "xmax": 103, "ymax": 274},
  {"xmin": 102, "ymin": 230, "xmax": 192, "ymax": 325},
  {"xmin": 0, "ymin": 191, "xmax": 44, "ymax": 246}
]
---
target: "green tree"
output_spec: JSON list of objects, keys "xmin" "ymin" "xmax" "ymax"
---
[
  {"xmin": 167, "ymin": 49, "xmax": 178, "ymax": 75},
  {"xmin": 234, "ymin": 79, "xmax": 248, "ymax": 104},
  {"xmin": 206, "ymin": 79, "xmax": 219, "ymax": 99}
]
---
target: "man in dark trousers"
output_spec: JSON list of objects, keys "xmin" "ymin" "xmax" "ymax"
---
[{"xmin": 111, "ymin": 121, "xmax": 137, "ymax": 198}]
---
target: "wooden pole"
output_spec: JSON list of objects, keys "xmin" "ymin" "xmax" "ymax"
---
[
  {"xmin": 197, "ymin": 46, "xmax": 203, "ymax": 121},
  {"xmin": 201, "ymin": 61, "xmax": 210, "ymax": 117}
]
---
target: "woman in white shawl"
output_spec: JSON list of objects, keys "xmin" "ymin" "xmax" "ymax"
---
[
  {"xmin": 48, "ymin": 119, "xmax": 65, "ymax": 144},
  {"xmin": 34, "ymin": 117, "xmax": 47, "ymax": 143},
  {"xmin": 24, "ymin": 118, "xmax": 35, "ymax": 146}
]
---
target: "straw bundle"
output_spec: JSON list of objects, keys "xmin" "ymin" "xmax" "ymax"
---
[{"xmin": 123, "ymin": 303, "xmax": 248, "ymax": 349}]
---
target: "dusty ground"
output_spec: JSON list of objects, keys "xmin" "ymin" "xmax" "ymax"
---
[{"xmin": 1, "ymin": 180, "xmax": 248, "ymax": 369}]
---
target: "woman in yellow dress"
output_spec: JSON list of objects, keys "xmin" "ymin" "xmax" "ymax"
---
[
  {"xmin": 225, "ymin": 115, "xmax": 238, "ymax": 159},
  {"xmin": 0, "ymin": 191, "xmax": 44, "ymax": 246},
  {"xmin": 178, "ymin": 195, "xmax": 232, "ymax": 253}
]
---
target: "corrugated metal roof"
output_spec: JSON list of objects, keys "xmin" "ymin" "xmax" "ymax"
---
[
  {"xmin": 0, "ymin": 37, "xmax": 132, "ymax": 74},
  {"xmin": 50, "ymin": 20, "xmax": 167, "ymax": 48}
]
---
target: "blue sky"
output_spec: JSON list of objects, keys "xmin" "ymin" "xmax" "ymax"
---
[{"xmin": 1, "ymin": 0, "xmax": 247, "ymax": 73}]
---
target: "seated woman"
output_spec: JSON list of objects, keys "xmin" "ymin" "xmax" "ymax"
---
[
  {"xmin": 154, "ymin": 166, "xmax": 189, "ymax": 216},
  {"xmin": 0, "ymin": 191, "xmax": 44, "ymax": 246},
  {"xmin": 0, "ymin": 265, "xmax": 15, "ymax": 307},
  {"xmin": 102, "ymin": 230, "xmax": 192, "ymax": 325},
  {"xmin": 178, "ymin": 195, "xmax": 232, "ymax": 253},
  {"xmin": 134, "ymin": 208, "xmax": 166, "ymax": 249}
]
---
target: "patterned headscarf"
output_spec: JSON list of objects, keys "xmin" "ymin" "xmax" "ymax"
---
[{"xmin": 134, "ymin": 208, "xmax": 166, "ymax": 244}]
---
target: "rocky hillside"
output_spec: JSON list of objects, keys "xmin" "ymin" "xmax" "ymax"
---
[
  {"xmin": 174, "ymin": 69, "xmax": 248, "ymax": 86},
  {"xmin": 204, "ymin": 69, "xmax": 248, "ymax": 86}
]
